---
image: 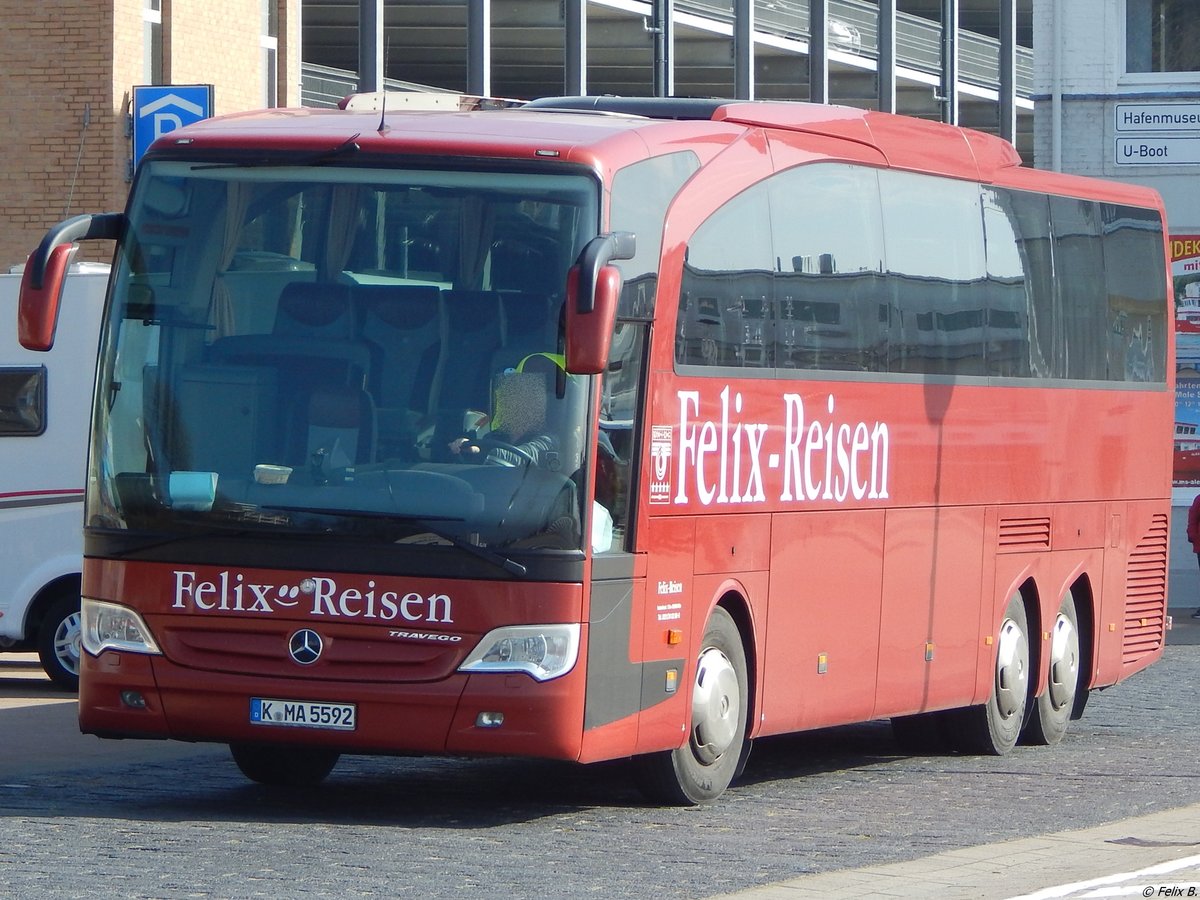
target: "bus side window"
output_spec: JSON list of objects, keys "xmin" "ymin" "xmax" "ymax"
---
[
  {"xmin": 677, "ymin": 184, "xmax": 773, "ymax": 368},
  {"xmin": 769, "ymin": 164, "xmax": 886, "ymax": 372},
  {"xmin": 878, "ymin": 170, "xmax": 988, "ymax": 377},
  {"xmin": 597, "ymin": 322, "xmax": 647, "ymax": 551},
  {"xmin": 1100, "ymin": 202, "xmax": 1167, "ymax": 382},
  {"xmin": 1050, "ymin": 197, "xmax": 1108, "ymax": 381}
]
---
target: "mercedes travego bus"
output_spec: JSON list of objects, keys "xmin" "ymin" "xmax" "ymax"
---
[{"xmin": 17, "ymin": 95, "xmax": 1173, "ymax": 804}]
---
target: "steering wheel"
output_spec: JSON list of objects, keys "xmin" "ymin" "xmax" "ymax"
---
[{"xmin": 468, "ymin": 433, "xmax": 538, "ymax": 466}]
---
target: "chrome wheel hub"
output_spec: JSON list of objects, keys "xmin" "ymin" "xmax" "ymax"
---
[
  {"xmin": 1047, "ymin": 611, "xmax": 1079, "ymax": 711},
  {"xmin": 691, "ymin": 646, "xmax": 740, "ymax": 765},
  {"xmin": 54, "ymin": 611, "xmax": 83, "ymax": 676},
  {"xmin": 995, "ymin": 616, "xmax": 1028, "ymax": 720}
]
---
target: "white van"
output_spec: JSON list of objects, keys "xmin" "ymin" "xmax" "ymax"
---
[{"xmin": 0, "ymin": 264, "xmax": 106, "ymax": 688}]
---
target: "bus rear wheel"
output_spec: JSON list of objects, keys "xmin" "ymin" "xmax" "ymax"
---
[
  {"xmin": 1023, "ymin": 592, "xmax": 1080, "ymax": 746},
  {"xmin": 230, "ymin": 743, "xmax": 340, "ymax": 786},
  {"xmin": 953, "ymin": 593, "xmax": 1030, "ymax": 755},
  {"xmin": 634, "ymin": 606, "xmax": 748, "ymax": 805}
]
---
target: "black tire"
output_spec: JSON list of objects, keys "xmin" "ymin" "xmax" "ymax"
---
[
  {"xmin": 1071, "ymin": 685, "xmax": 1090, "ymax": 721},
  {"xmin": 1023, "ymin": 592, "xmax": 1081, "ymax": 746},
  {"xmin": 634, "ymin": 606, "xmax": 748, "ymax": 805},
  {"xmin": 951, "ymin": 593, "xmax": 1030, "ymax": 755},
  {"xmin": 230, "ymin": 743, "xmax": 340, "ymax": 786},
  {"xmin": 35, "ymin": 590, "xmax": 82, "ymax": 691}
]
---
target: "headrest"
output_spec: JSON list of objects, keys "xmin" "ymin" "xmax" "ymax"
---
[
  {"xmin": 274, "ymin": 283, "xmax": 355, "ymax": 339},
  {"xmin": 358, "ymin": 285, "xmax": 440, "ymax": 330}
]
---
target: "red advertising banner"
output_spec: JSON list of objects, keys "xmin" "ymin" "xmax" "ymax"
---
[{"xmin": 1173, "ymin": 235, "xmax": 1200, "ymax": 487}]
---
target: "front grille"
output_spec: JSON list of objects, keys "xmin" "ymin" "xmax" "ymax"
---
[{"xmin": 152, "ymin": 616, "xmax": 470, "ymax": 683}]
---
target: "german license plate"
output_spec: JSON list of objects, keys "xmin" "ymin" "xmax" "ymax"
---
[{"xmin": 250, "ymin": 698, "xmax": 356, "ymax": 731}]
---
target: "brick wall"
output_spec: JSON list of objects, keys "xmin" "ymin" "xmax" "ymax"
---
[
  {"xmin": 0, "ymin": 1, "xmax": 118, "ymax": 269},
  {"xmin": 0, "ymin": 0, "xmax": 298, "ymax": 270},
  {"xmin": 168, "ymin": 0, "xmax": 266, "ymax": 114}
]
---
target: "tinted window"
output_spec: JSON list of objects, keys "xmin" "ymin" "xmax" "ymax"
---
[
  {"xmin": 674, "ymin": 165, "xmax": 1167, "ymax": 385},
  {"xmin": 611, "ymin": 152, "xmax": 699, "ymax": 319},
  {"xmin": 0, "ymin": 367, "xmax": 46, "ymax": 436},
  {"xmin": 985, "ymin": 188, "xmax": 1059, "ymax": 378},
  {"xmin": 879, "ymin": 170, "xmax": 988, "ymax": 375},
  {"xmin": 677, "ymin": 183, "xmax": 773, "ymax": 367},
  {"xmin": 1102, "ymin": 203, "xmax": 1168, "ymax": 382},
  {"xmin": 770, "ymin": 164, "xmax": 885, "ymax": 371},
  {"xmin": 598, "ymin": 322, "xmax": 648, "ymax": 552},
  {"xmin": 979, "ymin": 190, "xmax": 1031, "ymax": 378},
  {"xmin": 1049, "ymin": 196, "xmax": 1108, "ymax": 380}
]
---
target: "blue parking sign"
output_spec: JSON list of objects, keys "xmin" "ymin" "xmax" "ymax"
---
[{"xmin": 132, "ymin": 84, "xmax": 213, "ymax": 167}]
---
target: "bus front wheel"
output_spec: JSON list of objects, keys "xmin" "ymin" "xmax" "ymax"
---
[
  {"xmin": 633, "ymin": 606, "xmax": 748, "ymax": 805},
  {"xmin": 230, "ymin": 743, "xmax": 340, "ymax": 786}
]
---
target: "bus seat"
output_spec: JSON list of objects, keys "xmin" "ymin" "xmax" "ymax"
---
[
  {"xmin": 435, "ymin": 290, "xmax": 504, "ymax": 412},
  {"xmin": 214, "ymin": 282, "xmax": 372, "ymax": 385},
  {"xmin": 273, "ymin": 282, "xmax": 356, "ymax": 340},
  {"xmin": 496, "ymin": 292, "xmax": 561, "ymax": 372},
  {"xmin": 205, "ymin": 282, "xmax": 375, "ymax": 474},
  {"xmin": 356, "ymin": 284, "xmax": 444, "ymax": 460},
  {"xmin": 428, "ymin": 290, "xmax": 504, "ymax": 461},
  {"xmin": 490, "ymin": 236, "xmax": 559, "ymax": 294},
  {"xmin": 217, "ymin": 270, "xmax": 316, "ymax": 336}
]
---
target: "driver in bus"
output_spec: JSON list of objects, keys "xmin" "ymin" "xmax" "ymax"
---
[{"xmin": 448, "ymin": 353, "xmax": 563, "ymax": 469}]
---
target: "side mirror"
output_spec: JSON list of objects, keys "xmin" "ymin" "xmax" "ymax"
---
[
  {"xmin": 18, "ymin": 213, "xmax": 122, "ymax": 352},
  {"xmin": 565, "ymin": 264, "xmax": 621, "ymax": 375},
  {"xmin": 18, "ymin": 243, "xmax": 76, "ymax": 351},
  {"xmin": 564, "ymin": 231, "xmax": 635, "ymax": 375},
  {"xmin": 573, "ymin": 231, "xmax": 635, "ymax": 314}
]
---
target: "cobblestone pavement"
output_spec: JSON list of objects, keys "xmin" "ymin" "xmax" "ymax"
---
[{"xmin": 0, "ymin": 627, "xmax": 1197, "ymax": 899}]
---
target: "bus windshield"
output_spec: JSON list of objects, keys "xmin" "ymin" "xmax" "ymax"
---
[{"xmin": 90, "ymin": 159, "xmax": 599, "ymax": 555}]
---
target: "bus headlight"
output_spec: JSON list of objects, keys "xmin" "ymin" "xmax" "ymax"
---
[
  {"xmin": 458, "ymin": 624, "xmax": 580, "ymax": 682},
  {"xmin": 81, "ymin": 598, "xmax": 162, "ymax": 657}
]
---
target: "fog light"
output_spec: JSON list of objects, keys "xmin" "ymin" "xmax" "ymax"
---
[
  {"xmin": 120, "ymin": 690, "xmax": 147, "ymax": 709},
  {"xmin": 475, "ymin": 711, "xmax": 504, "ymax": 728}
]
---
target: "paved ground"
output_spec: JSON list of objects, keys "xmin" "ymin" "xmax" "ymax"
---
[
  {"xmin": 714, "ymin": 613, "xmax": 1200, "ymax": 899},
  {"xmin": 0, "ymin": 654, "xmax": 229, "ymax": 778},
  {"xmin": 711, "ymin": 803, "xmax": 1200, "ymax": 899},
  {"xmin": 1, "ymin": 612, "xmax": 1196, "ymax": 900}
]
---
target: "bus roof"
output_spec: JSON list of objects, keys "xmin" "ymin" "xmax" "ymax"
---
[{"xmin": 147, "ymin": 96, "xmax": 1160, "ymax": 207}]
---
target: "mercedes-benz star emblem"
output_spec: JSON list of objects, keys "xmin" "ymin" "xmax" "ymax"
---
[{"xmin": 288, "ymin": 629, "xmax": 323, "ymax": 665}]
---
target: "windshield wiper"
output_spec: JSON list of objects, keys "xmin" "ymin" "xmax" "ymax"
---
[{"xmin": 260, "ymin": 505, "xmax": 528, "ymax": 578}]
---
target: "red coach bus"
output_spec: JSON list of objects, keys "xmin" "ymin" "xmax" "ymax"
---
[{"xmin": 18, "ymin": 96, "xmax": 1172, "ymax": 804}]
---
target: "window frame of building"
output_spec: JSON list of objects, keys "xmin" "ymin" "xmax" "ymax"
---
[
  {"xmin": 143, "ymin": 0, "xmax": 163, "ymax": 85},
  {"xmin": 262, "ymin": 0, "xmax": 279, "ymax": 108},
  {"xmin": 1124, "ymin": 0, "xmax": 1200, "ymax": 83}
]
